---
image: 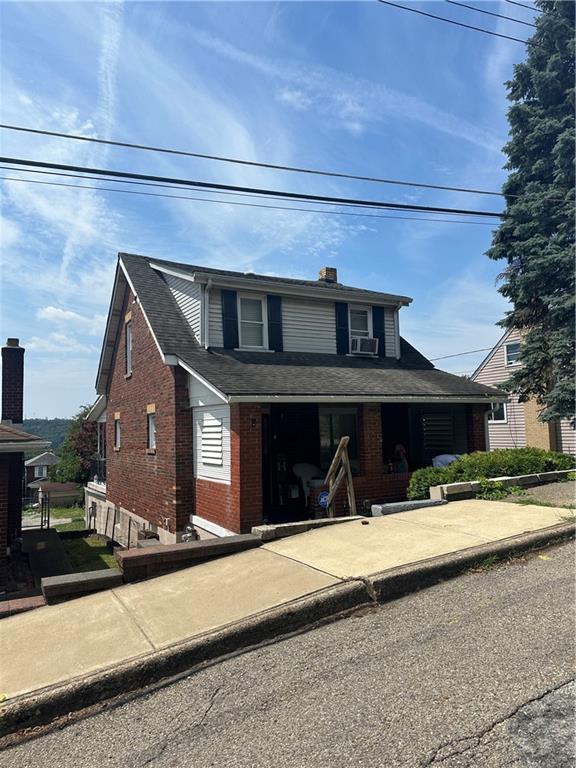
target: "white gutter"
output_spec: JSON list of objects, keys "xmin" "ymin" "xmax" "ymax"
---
[
  {"xmin": 227, "ymin": 394, "xmax": 503, "ymax": 404},
  {"xmin": 149, "ymin": 262, "xmax": 412, "ymax": 307},
  {"xmin": 0, "ymin": 440, "xmax": 50, "ymax": 452},
  {"xmin": 394, "ymin": 304, "xmax": 401, "ymax": 360}
]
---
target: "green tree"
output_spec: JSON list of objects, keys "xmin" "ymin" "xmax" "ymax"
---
[
  {"xmin": 50, "ymin": 405, "xmax": 97, "ymax": 484},
  {"xmin": 487, "ymin": 0, "xmax": 575, "ymax": 422}
]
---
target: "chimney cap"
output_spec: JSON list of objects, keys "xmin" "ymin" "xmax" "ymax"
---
[
  {"xmin": 319, "ymin": 266, "xmax": 338, "ymax": 284},
  {"xmin": 5, "ymin": 338, "xmax": 20, "ymax": 348}
]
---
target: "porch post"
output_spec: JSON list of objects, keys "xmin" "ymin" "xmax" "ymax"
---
[
  {"xmin": 231, "ymin": 403, "xmax": 263, "ymax": 533},
  {"xmin": 359, "ymin": 404, "xmax": 383, "ymax": 494},
  {"xmin": 467, "ymin": 405, "xmax": 488, "ymax": 452}
]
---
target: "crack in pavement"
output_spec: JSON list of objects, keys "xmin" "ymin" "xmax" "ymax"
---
[
  {"xmin": 419, "ymin": 678, "xmax": 575, "ymax": 766},
  {"xmin": 138, "ymin": 685, "xmax": 222, "ymax": 767}
]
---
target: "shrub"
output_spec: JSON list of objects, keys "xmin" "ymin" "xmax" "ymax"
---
[
  {"xmin": 406, "ymin": 448, "xmax": 574, "ymax": 500},
  {"xmin": 406, "ymin": 466, "xmax": 449, "ymax": 500},
  {"xmin": 476, "ymin": 479, "xmax": 508, "ymax": 501}
]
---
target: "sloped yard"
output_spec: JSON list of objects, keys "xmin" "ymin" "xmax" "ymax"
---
[{"xmin": 508, "ymin": 480, "xmax": 575, "ymax": 510}]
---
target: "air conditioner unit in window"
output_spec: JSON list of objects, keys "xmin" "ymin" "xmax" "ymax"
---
[{"xmin": 351, "ymin": 336, "xmax": 379, "ymax": 355}]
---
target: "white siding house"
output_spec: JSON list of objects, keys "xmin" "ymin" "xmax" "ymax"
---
[{"xmin": 472, "ymin": 329, "xmax": 574, "ymax": 454}]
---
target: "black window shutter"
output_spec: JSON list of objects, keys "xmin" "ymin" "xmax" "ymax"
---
[
  {"xmin": 335, "ymin": 302, "xmax": 349, "ymax": 355},
  {"xmin": 221, "ymin": 289, "xmax": 239, "ymax": 349},
  {"xmin": 372, "ymin": 306, "xmax": 386, "ymax": 358},
  {"xmin": 267, "ymin": 295, "xmax": 283, "ymax": 352}
]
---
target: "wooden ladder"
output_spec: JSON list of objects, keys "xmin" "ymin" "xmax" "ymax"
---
[{"xmin": 324, "ymin": 435, "xmax": 357, "ymax": 517}]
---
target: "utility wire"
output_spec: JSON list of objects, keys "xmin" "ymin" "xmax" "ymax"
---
[
  {"xmin": 0, "ymin": 164, "xmax": 499, "ymax": 213},
  {"xmin": 0, "ymin": 156, "xmax": 504, "ymax": 218},
  {"xmin": 445, "ymin": 0, "xmax": 536, "ymax": 28},
  {"xmin": 505, "ymin": 0, "xmax": 542, "ymax": 14},
  {"xmin": 0, "ymin": 175, "xmax": 497, "ymax": 226},
  {"xmin": 430, "ymin": 346, "xmax": 493, "ymax": 361},
  {"xmin": 0, "ymin": 123, "xmax": 508, "ymax": 198},
  {"xmin": 378, "ymin": 0, "xmax": 536, "ymax": 45}
]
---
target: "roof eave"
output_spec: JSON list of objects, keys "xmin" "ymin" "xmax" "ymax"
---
[
  {"xmin": 227, "ymin": 394, "xmax": 505, "ymax": 404},
  {"xmin": 149, "ymin": 261, "xmax": 412, "ymax": 306}
]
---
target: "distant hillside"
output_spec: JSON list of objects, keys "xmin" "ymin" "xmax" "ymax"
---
[{"xmin": 23, "ymin": 418, "xmax": 72, "ymax": 450}]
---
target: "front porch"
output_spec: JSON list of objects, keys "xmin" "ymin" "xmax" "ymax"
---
[{"xmin": 260, "ymin": 401, "xmax": 484, "ymax": 525}]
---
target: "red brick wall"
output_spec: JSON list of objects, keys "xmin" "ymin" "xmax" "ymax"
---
[
  {"xmin": 106, "ymin": 289, "xmax": 194, "ymax": 536},
  {"xmin": 467, "ymin": 405, "xmax": 488, "ymax": 452},
  {"xmin": 194, "ymin": 404, "xmax": 263, "ymax": 534}
]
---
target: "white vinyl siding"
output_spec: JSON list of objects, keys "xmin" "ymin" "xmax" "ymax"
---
[
  {"xmin": 282, "ymin": 297, "xmax": 336, "ymax": 354},
  {"xmin": 164, "ymin": 274, "xmax": 202, "ymax": 342},
  {"xmin": 384, "ymin": 307, "xmax": 397, "ymax": 358},
  {"xmin": 209, "ymin": 289, "xmax": 224, "ymax": 347},
  {"xmin": 472, "ymin": 330, "xmax": 526, "ymax": 450},
  {"xmin": 193, "ymin": 405, "xmax": 230, "ymax": 482},
  {"xmin": 558, "ymin": 420, "xmax": 576, "ymax": 455}
]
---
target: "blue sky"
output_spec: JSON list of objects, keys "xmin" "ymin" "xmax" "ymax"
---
[{"xmin": 0, "ymin": 1, "xmax": 537, "ymax": 417}]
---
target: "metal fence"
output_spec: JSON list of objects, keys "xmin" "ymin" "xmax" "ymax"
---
[{"xmin": 21, "ymin": 494, "xmax": 50, "ymax": 530}]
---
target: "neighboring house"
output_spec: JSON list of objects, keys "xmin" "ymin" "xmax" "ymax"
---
[
  {"xmin": 24, "ymin": 451, "xmax": 60, "ymax": 498},
  {"xmin": 85, "ymin": 253, "xmax": 504, "ymax": 545},
  {"xmin": 1, "ymin": 339, "xmax": 50, "ymax": 592},
  {"xmin": 472, "ymin": 329, "xmax": 575, "ymax": 454}
]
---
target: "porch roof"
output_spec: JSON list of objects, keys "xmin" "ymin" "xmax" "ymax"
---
[{"xmin": 106, "ymin": 252, "xmax": 506, "ymax": 404}]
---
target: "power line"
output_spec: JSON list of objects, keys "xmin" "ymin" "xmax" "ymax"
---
[
  {"xmin": 0, "ymin": 123, "xmax": 508, "ymax": 198},
  {"xmin": 0, "ymin": 164, "xmax": 498, "ymax": 214},
  {"xmin": 0, "ymin": 175, "xmax": 497, "ymax": 226},
  {"xmin": 505, "ymin": 0, "xmax": 542, "ymax": 14},
  {"xmin": 445, "ymin": 0, "xmax": 536, "ymax": 28},
  {"xmin": 0, "ymin": 156, "xmax": 505, "ymax": 218},
  {"xmin": 378, "ymin": 0, "xmax": 536, "ymax": 45},
  {"xmin": 430, "ymin": 346, "xmax": 493, "ymax": 361}
]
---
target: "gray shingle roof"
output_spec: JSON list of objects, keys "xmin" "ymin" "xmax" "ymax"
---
[{"xmin": 117, "ymin": 253, "xmax": 505, "ymax": 402}]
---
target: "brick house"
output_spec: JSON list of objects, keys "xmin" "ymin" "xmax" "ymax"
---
[
  {"xmin": 85, "ymin": 253, "xmax": 505, "ymax": 544},
  {"xmin": 24, "ymin": 451, "xmax": 60, "ymax": 498},
  {"xmin": 1, "ymin": 339, "xmax": 49, "ymax": 592},
  {"xmin": 472, "ymin": 329, "xmax": 575, "ymax": 454}
]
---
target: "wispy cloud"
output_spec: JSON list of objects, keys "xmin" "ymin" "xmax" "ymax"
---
[
  {"xmin": 37, "ymin": 306, "xmax": 107, "ymax": 336},
  {"xmin": 188, "ymin": 28, "xmax": 504, "ymax": 150}
]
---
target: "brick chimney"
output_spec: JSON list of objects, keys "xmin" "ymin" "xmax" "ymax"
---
[
  {"xmin": 319, "ymin": 266, "xmax": 338, "ymax": 283},
  {"xmin": 1, "ymin": 338, "xmax": 24, "ymax": 425}
]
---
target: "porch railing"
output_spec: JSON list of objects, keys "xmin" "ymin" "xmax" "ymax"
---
[
  {"xmin": 21, "ymin": 494, "xmax": 50, "ymax": 530},
  {"xmin": 89, "ymin": 457, "xmax": 107, "ymax": 485}
]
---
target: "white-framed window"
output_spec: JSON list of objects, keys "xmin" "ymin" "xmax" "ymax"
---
[
  {"xmin": 488, "ymin": 402, "xmax": 507, "ymax": 422},
  {"xmin": 125, "ymin": 320, "xmax": 132, "ymax": 375},
  {"xmin": 505, "ymin": 342, "xmax": 520, "ymax": 366},
  {"xmin": 238, "ymin": 295, "xmax": 267, "ymax": 349},
  {"xmin": 114, "ymin": 418, "xmax": 121, "ymax": 449},
  {"xmin": 147, "ymin": 412, "xmax": 156, "ymax": 450},
  {"xmin": 349, "ymin": 306, "xmax": 372, "ymax": 341},
  {"xmin": 34, "ymin": 465, "xmax": 47, "ymax": 478}
]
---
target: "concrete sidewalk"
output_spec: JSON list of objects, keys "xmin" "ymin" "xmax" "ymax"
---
[{"xmin": 0, "ymin": 500, "xmax": 572, "ymax": 708}]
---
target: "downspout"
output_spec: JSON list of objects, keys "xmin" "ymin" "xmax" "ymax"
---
[{"xmin": 204, "ymin": 278, "xmax": 212, "ymax": 349}]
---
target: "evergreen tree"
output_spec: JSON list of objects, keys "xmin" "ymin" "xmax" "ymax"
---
[
  {"xmin": 487, "ymin": 0, "xmax": 575, "ymax": 422},
  {"xmin": 50, "ymin": 405, "xmax": 97, "ymax": 484}
]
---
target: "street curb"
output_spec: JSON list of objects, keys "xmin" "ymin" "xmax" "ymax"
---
[
  {"xmin": 368, "ymin": 521, "xmax": 575, "ymax": 601},
  {"xmin": 0, "ymin": 580, "xmax": 370, "ymax": 738},
  {"xmin": 1, "ymin": 521, "xmax": 573, "ymax": 738}
]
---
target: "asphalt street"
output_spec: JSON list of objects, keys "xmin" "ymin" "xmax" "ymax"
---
[{"xmin": 2, "ymin": 540, "xmax": 574, "ymax": 768}]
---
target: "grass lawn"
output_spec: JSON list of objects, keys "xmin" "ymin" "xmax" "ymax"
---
[
  {"xmin": 50, "ymin": 506, "xmax": 86, "ymax": 532},
  {"xmin": 62, "ymin": 535, "xmax": 117, "ymax": 572}
]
